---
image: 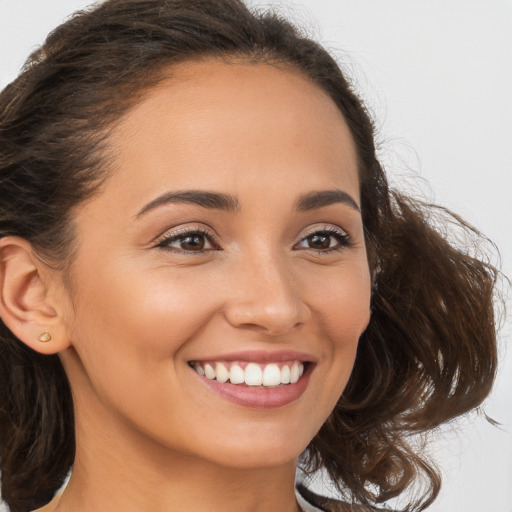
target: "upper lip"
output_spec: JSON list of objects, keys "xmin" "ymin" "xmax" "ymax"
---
[{"xmin": 189, "ymin": 350, "xmax": 315, "ymax": 364}]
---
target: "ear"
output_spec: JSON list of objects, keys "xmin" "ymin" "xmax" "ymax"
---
[{"xmin": 0, "ymin": 236, "xmax": 71, "ymax": 355}]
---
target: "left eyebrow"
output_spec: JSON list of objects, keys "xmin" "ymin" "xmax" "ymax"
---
[{"xmin": 296, "ymin": 189, "xmax": 360, "ymax": 212}]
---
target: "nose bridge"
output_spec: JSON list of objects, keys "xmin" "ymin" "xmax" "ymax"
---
[{"xmin": 224, "ymin": 244, "xmax": 308, "ymax": 335}]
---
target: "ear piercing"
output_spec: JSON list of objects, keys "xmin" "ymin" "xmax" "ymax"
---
[{"xmin": 38, "ymin": 332, "xmax": 52, "ymax": 343}]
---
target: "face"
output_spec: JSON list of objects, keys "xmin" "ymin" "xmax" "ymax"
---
[{"xmin": 59, "ymin": 59, "xmax": 371, "ymax": 469}]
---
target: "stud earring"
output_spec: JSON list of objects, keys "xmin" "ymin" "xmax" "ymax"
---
[{"xmin": 38, "ymin": 332, "xmax": 52, "ymax": 343}]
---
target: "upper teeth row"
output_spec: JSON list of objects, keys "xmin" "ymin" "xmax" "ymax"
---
[{"xmin": 193, "ymin": 361, "xmax": 305, "ymax": 387}]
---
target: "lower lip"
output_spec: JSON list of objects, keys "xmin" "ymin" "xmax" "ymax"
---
[{"xmin": 193, "ymin": 366, "xmax": 312, "ymax": 409}]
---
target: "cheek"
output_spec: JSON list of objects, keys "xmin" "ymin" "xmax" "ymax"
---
[
  {"xmin": 313, "ymin": 263, "xmax": 371, "ymax": 345},
  {"xmin": 64, "ymin": 264, "xmax": 225, "ymax": 437},
  {"xmin": 67, "ymin": 262, "xmax": 222, "ymax": 373},
  {"xmin": 307, "ymin": 262, "xmax": 371, "ymax": 398}
]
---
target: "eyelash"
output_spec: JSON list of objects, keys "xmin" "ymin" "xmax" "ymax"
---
[
  {"xmin": 155, "ymin": 227, "xmax": 220, "ymax": 253},
  {"xmin": 294, "ymin": 226, "xmax": 351, "ymax": 254},
  {"xmin": 155, "ymin": 226, "xmax": 351, "ymax": 254}
]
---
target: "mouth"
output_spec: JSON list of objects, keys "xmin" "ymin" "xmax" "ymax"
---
[
  {"xmin": 189, "ymin": 360, "xmax": 307, "ymax": 387},
  {"xmin": 188, "ymin": 353, "xmax": 314, "ymax": 408}
]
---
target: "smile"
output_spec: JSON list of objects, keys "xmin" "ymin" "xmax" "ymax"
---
[{"xmin": 190, "ymin": 361, "xmax": 305, "ymax": 387}]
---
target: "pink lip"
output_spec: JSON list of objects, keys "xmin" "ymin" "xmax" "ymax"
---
[
  {"xmin": 190, "ymin": 349, "xmax": 315, "ymax": 364},
  {"xmin": 191, "ymin": 362, "xmax": 314, "ymax": 409}
]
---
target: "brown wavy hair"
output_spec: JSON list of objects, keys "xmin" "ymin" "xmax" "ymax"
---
[{"xmin": 0, "ymin": 1, "xmax": 499, "ymax": 511}]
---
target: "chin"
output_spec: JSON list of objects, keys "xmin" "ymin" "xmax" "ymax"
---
[{"xmin": 189, "ymin": 425, "xmax": 315, "ymax": 470}]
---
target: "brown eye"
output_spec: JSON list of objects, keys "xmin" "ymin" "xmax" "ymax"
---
[
  {"xmin": 156, "ymin": 229, "xmax": 217, "ymax": 252},
  {"xmin": 180, "ymin": 234, "xmax": 206, "ymax": 251},
  {"xmin": 295, "ymin": 228, "xmax": 350, "ymax": 252},
  {"xmin": 306, "ymin": 233, "xmax": 331, "ymax": 250}
]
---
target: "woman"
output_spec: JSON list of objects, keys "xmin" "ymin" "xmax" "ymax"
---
[{"xmin": 0, "ymin": 1, "xmax": 499, "ymax": 511}]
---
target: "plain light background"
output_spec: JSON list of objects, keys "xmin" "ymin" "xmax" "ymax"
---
[{"xmin": 0, "ymin": 1, "xmax": 511, "ymax": 511}]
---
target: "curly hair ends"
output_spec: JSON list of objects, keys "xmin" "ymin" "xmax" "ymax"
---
[
  {"xmin": 0, "ymin": 1, "xmax": 499, "ymax": 511},
  {"xmin": 307, "ymin": 192, "xmax": 498, "ymax": 510}
]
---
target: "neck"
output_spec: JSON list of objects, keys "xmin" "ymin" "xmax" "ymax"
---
[{"xmin": 45, "ymin": 383, "xmax": 301, "ymax": 512}]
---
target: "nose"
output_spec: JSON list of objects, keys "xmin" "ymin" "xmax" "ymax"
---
[{"xmin": 223, "ymin": 252, "xmax": 311, "ymax": 336}]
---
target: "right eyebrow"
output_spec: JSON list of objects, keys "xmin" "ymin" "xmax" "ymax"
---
[{"xmin": 135, "ymin": 190, "xmax": 240, "ymax": 219}]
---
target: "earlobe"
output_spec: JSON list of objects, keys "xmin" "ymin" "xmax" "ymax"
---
[{"xmin": 0, "ymin": 236, "xmax": 71, "ymax": 355}]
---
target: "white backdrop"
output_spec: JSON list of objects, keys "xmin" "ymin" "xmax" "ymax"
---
[{"xmin": 1, "ymin": 1, "xmax": 511, "ymax": 511}]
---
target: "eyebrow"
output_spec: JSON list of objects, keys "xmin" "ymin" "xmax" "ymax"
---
[
  {"xmin": 296, "ymin": 189, "xmax": 360, "ymax": 212},
  {"xmin": 136, "ymin": 187, "xmax": 359, "ymax": 218},
  {"xmin": 136, "ymin": 190, "xmax": 240, "ymax": 218}
]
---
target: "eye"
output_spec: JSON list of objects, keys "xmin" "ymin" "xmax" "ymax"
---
[
  {"xmin": 295, "ymin": 227, "xmax": 350, "ymax": 253},
  {"xmin": 155, "ymin": 228, "xmax": 219, "ymax": 253}
]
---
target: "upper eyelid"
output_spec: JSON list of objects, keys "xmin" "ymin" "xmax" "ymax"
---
[
  {"xmin": 298, "ymin": 224, "xmax": 349, "ymax": 239},
  {"xmin": 154, "ymin": 225, "xmax": 218, "ymax": 246},
  {"xmin": 153, "ymin": 222, "xmax": 351, "ymax": 247},
  {"xmin": 293, "ymin": 224, "xmax": 352, "ymax": 251}
]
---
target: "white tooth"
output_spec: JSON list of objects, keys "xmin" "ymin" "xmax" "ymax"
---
[
  {"xmin": 194, "ymin": 363, "xmax": 205, "ymax": 376},
  {"xmin": 244, "ymin": 363, "xmax": 262, "ymax": 386},
  {"xmin": 299, "ymin": 363, "xmax": 304, "ymax": 377},
  {"xmin": 215, "ymin": 363, "xmax": 229, "ymax": 383},
  {"xmin": 290, "ymin": 362, "xmax": 300, "ymax": 383},
  {"xmin": 229, "ymin": 364, "xmax": 245, "ymax": 384},
  {"xmin": 204, "ymin": 363, "xmax": 216, "ymax": 380},
  {"xmin": 280, "ymin": 365, "xmax": 291, "ymax": 384},
  {"xmin": 262, "ymin": 363, "xmax": 281, "ymax": 386}
]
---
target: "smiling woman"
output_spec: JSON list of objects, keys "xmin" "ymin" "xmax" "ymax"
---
[{"xmin": 0, "ymin": 1, "xmax": 499, "ymax": 512}]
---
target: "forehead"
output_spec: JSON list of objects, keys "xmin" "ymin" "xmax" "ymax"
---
[{"xmin": 100, "ymin": 59, "xmax": 360, "ymax": 208}]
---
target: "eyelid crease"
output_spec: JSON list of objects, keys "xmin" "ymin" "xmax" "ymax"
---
[
  {"xmin": 153, "ymin": 223, "xmax": 353, "ymax": 254},
  {"xmin": 154, "ymin": 225, "xmax": 219, "ymax": 249},
  {"xmin": 299, "ymin": 224, "xmax": 349, "ymax": 238},
  {"xmin": 294, "ymin": 225, "xmax": 352, "ymax": 253}
]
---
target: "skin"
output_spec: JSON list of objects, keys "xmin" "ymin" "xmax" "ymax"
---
[{"xmin": 28, "ymin": 60, "xmax": 371, "ymax": 511}]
